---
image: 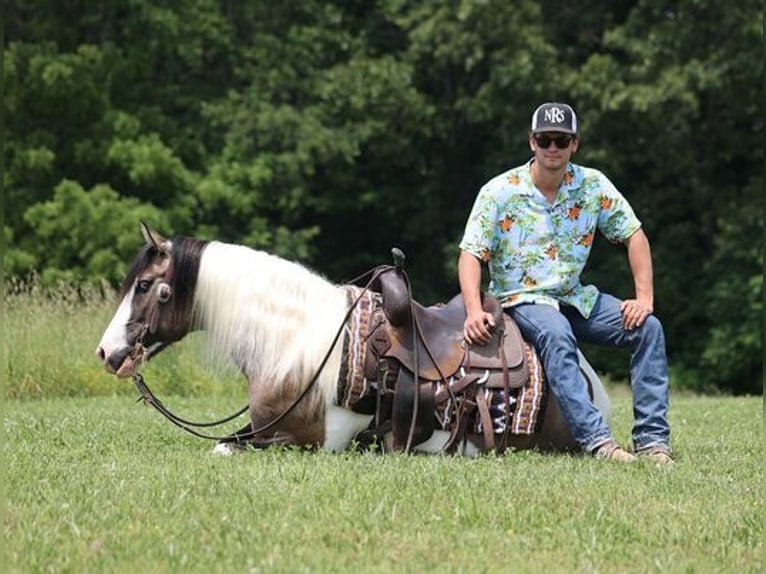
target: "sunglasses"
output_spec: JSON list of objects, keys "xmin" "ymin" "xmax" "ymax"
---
[{"xmin": 534, "ymin": 134, "xmax": 574, "ymax": 149}]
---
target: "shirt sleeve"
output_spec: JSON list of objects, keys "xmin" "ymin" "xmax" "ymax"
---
[
  {"xmin": 596, "ymin": 174, "xmax": 642, "ymax": 243},
  {"xmin": 459, "ymin": 185, "xmax": 498, "ymax": 262}
]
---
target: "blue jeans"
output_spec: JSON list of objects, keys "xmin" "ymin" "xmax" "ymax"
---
[{"xmin": 508, "ymin": 293, "xmax": 671, "ymax": 453}]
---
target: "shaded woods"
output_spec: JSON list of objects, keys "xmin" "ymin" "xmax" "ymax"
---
[{"xmin": 4, "ymin": 1, "xmax": 762, "ymax": 393}]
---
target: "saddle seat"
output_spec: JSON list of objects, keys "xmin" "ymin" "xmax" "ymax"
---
[{"xmin": 375, "ymin": 268, "xmax": 528, "ymax": 388}]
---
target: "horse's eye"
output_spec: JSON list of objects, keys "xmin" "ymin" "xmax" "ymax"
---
[{"xmin": 136, "ymin": 280, "xmax": 151, "ymax": 294}]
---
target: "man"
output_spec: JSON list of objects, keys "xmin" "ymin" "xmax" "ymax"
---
[{"xmin": 458, "ymin": 102, "xmax": 672, "ymax": 464}]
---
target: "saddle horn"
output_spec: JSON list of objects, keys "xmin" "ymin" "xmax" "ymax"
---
[{"xmin": 391, "ymin": 247, "xmax": 406, "ymax": 269}]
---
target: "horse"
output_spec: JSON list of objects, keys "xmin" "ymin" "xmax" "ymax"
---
[{"xmin": 96, "ymin": 222, "xmax": 611, "ymax": 456}]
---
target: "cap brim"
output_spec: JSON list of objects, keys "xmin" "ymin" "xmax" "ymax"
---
[{"xmin": 532, "ymin": 127, "xmax": 577, "ymax": 135}]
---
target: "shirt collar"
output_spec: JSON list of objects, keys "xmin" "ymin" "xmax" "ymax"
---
[{"xmin": 524, "ymin": 159, "xmax": 577, "ymax": 200}]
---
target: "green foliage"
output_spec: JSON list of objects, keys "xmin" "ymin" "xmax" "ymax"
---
[
  {"xmin": 20, "ymin": 180, "xmax": 167, "ymax": 285},
  {"xmin": 3, "ymin": 0, "xmax": 762, "ymax": 393},
  {"xmin": 700, "ymin": 187, "xmax": 763, "ymax": 394}
]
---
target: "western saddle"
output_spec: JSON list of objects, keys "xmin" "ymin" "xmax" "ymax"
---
[{"xmin": 363, "ymin": 253, "xmax": 530, "ymax": 453}]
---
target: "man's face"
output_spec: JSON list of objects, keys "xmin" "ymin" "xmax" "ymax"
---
[{"xmin": 529, "ymin": 131, "xmax": 578, "ymax": 169}]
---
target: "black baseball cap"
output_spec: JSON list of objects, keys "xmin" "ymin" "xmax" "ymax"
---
[{"xmin": 530, "ymin": 102, "xmax": 578, "ymax": 135}]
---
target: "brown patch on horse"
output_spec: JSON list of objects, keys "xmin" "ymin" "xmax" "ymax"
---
[{"xmin": 248, "ymin": 377, "xmax": 327, "ymax": 447}]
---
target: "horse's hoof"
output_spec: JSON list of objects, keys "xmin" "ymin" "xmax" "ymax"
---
[{"xmin": 211, "ymin": 442, "xmax": 245, "ymax": 456}]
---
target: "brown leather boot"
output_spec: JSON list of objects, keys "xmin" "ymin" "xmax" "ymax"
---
[
  {"xmin": 592, "ymin": 440, "xmax": 638, "ymax": 463},
  {"xmin": 635, "ymin": 444, "xmax": 674, "ymax": 466}
]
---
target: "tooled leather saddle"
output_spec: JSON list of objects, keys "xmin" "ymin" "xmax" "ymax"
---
[{"xmin": 364, "ymin": 260, "xmax": 529, "ymax": 453}]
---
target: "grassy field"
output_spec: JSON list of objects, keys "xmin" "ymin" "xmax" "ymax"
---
[
  {"xmin": 5, "ymin": 393, "xmax": 762, "ymax": 573},
  {"xmin": 4, "ymin": 282, "xmax": 763, "ymax": 572}
]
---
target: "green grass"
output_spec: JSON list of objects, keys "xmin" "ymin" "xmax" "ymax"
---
[
  {"xmin": 4, "ymin": 394, "xmax": 762, "ymax": 573},
  {"xmin": 4, "ymin": 280, "xmax": 241, "ymax": 400},
  {"xmin": 4, "ymin": 283, "xmax": 763, "ymax": 572}
]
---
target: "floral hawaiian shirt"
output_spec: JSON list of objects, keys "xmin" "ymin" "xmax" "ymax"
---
[{"xmin": 459, "ymin": 159, "xmax": 641, "ymax": 318}]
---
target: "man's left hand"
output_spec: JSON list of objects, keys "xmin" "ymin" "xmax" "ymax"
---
[{"xmin": 620, "ymin": 299, "xmax": 653, "ymax": 330}]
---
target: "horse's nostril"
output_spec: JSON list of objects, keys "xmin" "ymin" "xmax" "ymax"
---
[{"xmin": 96, "ymin": 347, "xmax": 106, "ymax": 361}]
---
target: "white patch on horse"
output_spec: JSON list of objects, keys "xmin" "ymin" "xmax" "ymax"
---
[
  {"xmin": 96, "ymin": 290, "xmax": 134, "ymax": 360},
  {"xmin": 210, "ymin": 442, "xmax": 245, "ymax": 456},
  {"xmin": 410, "ymin": 430, "xmax": 482, "ymax": 457},
  {"xmin": 323, "ymin": 406, "xmax": 373, "ymax": 451}
]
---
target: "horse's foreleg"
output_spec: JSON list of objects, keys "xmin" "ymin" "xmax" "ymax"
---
[
  {"xmin": 228, "ymin": 423, "xmax": 299, "ymax": 448},
  {"xmin": 212, "ymin": 423, "xmax": 303, "ymax": 455},
  {"xmin": 218, "ymin": 422, "xmax": 254, "ymax": 444},
  {"xmin": 211, "ymin": 422, "xmax": 255, "ymax": 456}
]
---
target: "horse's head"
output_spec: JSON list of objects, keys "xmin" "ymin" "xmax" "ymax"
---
[{"xmin": 96, "ymin": 222, "xmax": 204, "ymax": 378}]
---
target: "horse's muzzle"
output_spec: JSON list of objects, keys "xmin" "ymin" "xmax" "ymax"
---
[{"xmin": 97, "ymin": 345, "xmax": 138, "ymax": 378}]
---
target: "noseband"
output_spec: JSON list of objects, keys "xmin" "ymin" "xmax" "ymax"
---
[{"xmin": 127, "ymin": 323, "xmax": 170, "ymax": 370}]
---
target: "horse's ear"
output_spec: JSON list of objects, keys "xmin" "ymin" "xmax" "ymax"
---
[{"xmin": 140, "ymin": 221, "xmax": 170, "ymax": 253}]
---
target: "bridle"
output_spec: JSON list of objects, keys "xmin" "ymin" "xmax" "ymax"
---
[{"xmin": 130, "ymin": 258, "xmax": 414, "ymax": 445}]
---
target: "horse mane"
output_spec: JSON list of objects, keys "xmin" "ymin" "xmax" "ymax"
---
[
  {"xmin": 168, "ymin": 237, "xmax": 209, "ymax": 329},
  {"xmin": 193, "ymin": 242, "xmax": 348, "ymax": 402}
]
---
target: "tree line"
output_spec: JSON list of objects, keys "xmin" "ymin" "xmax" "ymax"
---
[{"xmin": 4, "ymin": 1, "xmax": 762, "ymax": 394}]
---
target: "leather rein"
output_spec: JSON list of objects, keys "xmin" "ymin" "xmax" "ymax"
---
[{"xmin": 131, "ymin": 259, "xmax": 419, "ymax": 445}]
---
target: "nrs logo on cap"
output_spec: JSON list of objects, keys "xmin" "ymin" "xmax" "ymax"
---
[{"xmin": 531, "ymin": 103, "xmax": 578, "ymax": 134}]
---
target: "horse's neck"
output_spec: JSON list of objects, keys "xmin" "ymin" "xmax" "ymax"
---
[{"xmin": 193, "ymin": 243, "xmax": 348, "ymax": 377}]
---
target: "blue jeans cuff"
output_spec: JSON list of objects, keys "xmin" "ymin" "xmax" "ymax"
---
[
  {"xmin": 585, "ymin": 435, "xmax": 615, "ymax": 454},
  {"xmin": 633, "ymin": 440, "xmax": 672, "ymax": 454}
]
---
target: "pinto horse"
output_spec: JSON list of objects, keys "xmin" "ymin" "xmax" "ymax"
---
[{"xmin": 96, "ymin": 223, "xmax": 611, "ymax": 456}]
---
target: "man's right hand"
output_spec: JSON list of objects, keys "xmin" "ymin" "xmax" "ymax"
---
[
  {"xmin": 458, "ymin": 250, "xmax": 496, "ymax": 345},
  {"xmin": 463, "ymin": 309, "xmax": 496, "ymax": 345}
]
